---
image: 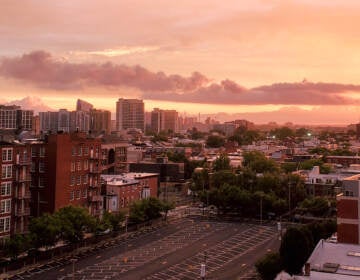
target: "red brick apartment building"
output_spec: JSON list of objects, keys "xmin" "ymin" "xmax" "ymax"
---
[
  {"xmin": 30, "ymin": 132, "xmax": 102, "ymax": 217},
  {"xmin": 101, "ymin": 173, "xmax": 158, "ymax": 212},
  {"xmin": 337, "ymin": 174, "xmax": 360, "ymax": 244},
  {"xmin": 0, "ymin": 141, "xmax": 31, "ymax": 241}
]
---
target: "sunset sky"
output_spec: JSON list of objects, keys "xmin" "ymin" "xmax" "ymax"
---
[{"xmin": 1, "ymin": 0, "xmax": 360, "ymax": 124}]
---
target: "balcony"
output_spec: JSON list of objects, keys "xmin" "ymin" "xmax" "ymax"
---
[
  {"xmin": 14, "ymin": 191, "xmax": 31, "ymax": 200},
  {"xmin": 15, "ymin": 158, "xmax": 31, "ymax": 166},
  {"xmin": 16, "ymin": 175, "xmax": 32, "ymax": 182},
  {"xmin": 88, "ymin": 195, "xmax": 103, "ymax": 203},
  {"xmin": 89, "ymin": 166, "xmax": 102, "ymax": 173},
  {"xmin": 15, "ymin": 208, "xmax": 30, "ymax": 216},
  {"xmin": 89, "ymin": 152, "xmax": 99, "ymax": 160}
]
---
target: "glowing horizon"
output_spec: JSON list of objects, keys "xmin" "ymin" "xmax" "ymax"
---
[{"xmin": 1, "ymin": 0, "xmax": 360, "ymax": 124}]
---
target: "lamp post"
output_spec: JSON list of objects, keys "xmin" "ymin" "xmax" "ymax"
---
[
  {"xmin": 200, "ymin": 251, "xmax": 207, "ymax": 280},
  {"xmin": 123, "ymin": 213, "xmax": 129, "ymax": 264},
  {"xmin": 288, "ymin": 181, "xmax": 291, "ymax": 214},
  {"xmin": 260, "ymin": 194, "xmax": 263, "ymax": 225}
]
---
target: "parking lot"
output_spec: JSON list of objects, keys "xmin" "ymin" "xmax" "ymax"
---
[{"xmin": 8, "ymin": 217, "xmax": 278, "ymax": 280}]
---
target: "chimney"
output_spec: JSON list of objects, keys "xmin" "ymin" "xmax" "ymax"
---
[{"xmin": 304, "ymin": 262, "xmax": 310, "ymax": 276}]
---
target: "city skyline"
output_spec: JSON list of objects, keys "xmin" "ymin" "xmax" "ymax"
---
[{"xmin": 1, "ymin": 1, "xmax": 360, "ymax": 124}]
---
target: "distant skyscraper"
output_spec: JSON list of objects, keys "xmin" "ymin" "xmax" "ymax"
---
[
  {"xmin": 70, "ymin": 110, "xmax": 90, "ymax": 132},
  {"xmin": 76, "ymin": 99, "xmax": 93, "ymax": 112},
  {"xmin": 0, "ymin": 105, "xmax": 33, "ymax": 130},
  {"xmin": 90, "ymin": 109, "xmax": 111, "ymax": 134},
  {"xmin": 151, "ymin": 108, "xmax": 178, "ymax": 133},
  {"xmin": 116, "ymin": 99, "xmax": 144, "ymax": 131},
  {"xmin": 58, "ymin": 109, "xmax": 71, "ymax": 132},
  {"xmin": 39, "ymin": 111, "xmax": 58, "ymax": 133}
]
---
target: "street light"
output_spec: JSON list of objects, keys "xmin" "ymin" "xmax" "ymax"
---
[
  {"xmin": 200, "ymin": 251, "xmax": 207, "ymax": 280},
  {"xmin": 70, "ymin": 258, "xmax": 77, "ymax": 280},
  {"xmin": 260, "ymin": 194, "xmax": 263, "ymax": 225},
  {"xmin": 288, "ymin": 181, "xmax": 291, "ymax": 215}
]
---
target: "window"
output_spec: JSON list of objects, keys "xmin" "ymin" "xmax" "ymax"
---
[
  {"xmin": 83, "ymin": 160, "xmax": 88, "ymax": 170},
  {"xmin": 39, "ymin": 177, "xmax": 45, "ymax": 188},
  {"xmin": 345, "ymin": 190, "xmax": 354, "ymax": 197},
  {"xmin": 30, "ymin": 163, "xmax": 35, "ymax": 172},
  {"xmin": 39, "ymin": 161, "xmax": 45, "ymax": 172},
  {"xmin": 71, "ymin": 147, "xmax": 76, "ymax": 156},
  {"xmin": 78, "ymin": 147, "xmax": 82, "ymax": 156},
  {"xmin": 70, "ymin": 175, "xmax": 75, "ymax": 186},
  {"xmin": 77, "ymin": 175, "xmax": 81, "ymax": 185},
  {"xmin": 82, "ymin": 189, "xmax": 87, "ymax": 198},
  {"xmin": 0, "ymin": 217, "xmax": 11, "ymax": 233},
  {"xmin": 1, "ymin": 182, "xmax": 11, "ymax": 196},
  {"xmin": 77, "ymin": 161, "xmax": 81, "ymax": 171},
  {"xmin": 76, "ymin": 190, "xmax": 81, "ymax": 200},
  {"xmin": 70, "ymin": 191, "xmax": 74, "ymax": 201},
  {"xmin": 83, "ymin": 174, "xmax": 88, "ymax": 184},
  {"xmin": 84, "ymin": 147, "xmax": 89, "ymax": 156},
  {"xmin": 1, "ymin": 165, "xmax": 12, "ymax": 179},
  {"xmin": 1, "ymin": 148, "xmax": 12, "ymax": 162},
  {"xmin": 71, "ymin": 162, "xmax": 75, "ymax": 172},
  {"xmin": 39, "ymin": 147, "xmax": 45, "ymax": 157},
  {"xmin": 31, "ymin": 147, "xmax": 37, "ymax": 157},
  {"xmin": 0, "ymin": 199, "xmax": 11, "ymax": 213}
]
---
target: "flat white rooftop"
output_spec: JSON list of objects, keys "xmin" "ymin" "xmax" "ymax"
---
[{"xmin": 296, "ymin": 240, "xmax": 360, "ymax": 279}]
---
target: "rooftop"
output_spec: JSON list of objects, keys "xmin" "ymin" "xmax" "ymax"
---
[
  {"xmin": 101, "ymin": 173, "xmax": 159, "ymax": 186},
  {"xmin": 298, "ymin": 240, "xmax": 360, "ymax": 279}
]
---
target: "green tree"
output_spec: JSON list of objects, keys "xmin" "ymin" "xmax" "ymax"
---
[
  {"xmin": 129, "ymin": 197, "xmax": 171, "ymax": 224},
  {"xmin": 161, "ymin": 200, "xmax": 175, "ymax": 220},
  {"xmin": 56, "ymin": 206, "xmax": 96, "ymax": 244},
  {"xmin": 211, "ymin": 170, "xmax": 237, "ymax": 189},
  {"xmin": 255, "ymin": 252, "xmax": 283, "ymax": 280},
  {"xmin": 129, "ymin": 200, "xmax": 146, "ymax": 224},
  {"xmin": 300, "ymin": 197, "xmax": 330, "ymax": 217},
  {"xmin": 228, "ymin": 129, "xmax": 261, "ymax": 145},
  {"xmin": 3, "ymin": 234, "xmax": 31, "ymax": 260},
  {"xmin": 103, "ymin": 211, "xmax": 125, "ymax": 232},
  {"xmin": 213, "ymin": 154, "xmax": 231, "ymax": 171},
  {"xmin": 243, "ymin": 151, "xmax": 279, "ymax": 173},
  {"xmin": 299, "ymin": 159, "xmax": 331, "ymax": 174},
  {"xmin": 306, "ymin": 220, "xmax": 336, "ymax": 245},
  {"xmin": 29, "ymin": 213, "xmax": 61, "ymax": 249},
  {"xmin": 206, "ymin": 135, "xmax": 225, "ymax": 148},
  {"xmin": 270, "ymin": 127, "xmax": 294, "ymax": 141},
  {"xmin": 280, "ymin": 227, "xmax": 313, "ymax": 275},
  {"xmin": 166, "ymin": 151, "xmax": 187, "ymax": 163},
  {"xmin": 295, "ymin": 127, "xmax": 310, "ymax": 138},
  {"xmin": 281, "ymin": 162, "xmax": 298, "ymax": 173},
  {"xmin": 191, "ymin": 168, "xmax": 209, "ymax": 191}
]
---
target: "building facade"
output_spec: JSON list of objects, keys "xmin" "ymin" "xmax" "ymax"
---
[
  {"xmin": 90, "ymin": 109, "xmax": 111, "ymax": 134},
  {"xmin": 0, "ymin": 141, "xmax": 31, "ymax": 241},
  {"xmin": 151, "ymin": 108, "xmax": 179, "ymax": 133},
  {"xmin": 29, "ymin": 133, "xmax": 103, "ymax": 217},
  {"xmin": 116, "ymin": 99, "xmax": 144, "ymax": 132},
  {"xmin": 337, "ymin": 174, "xmax": 360, "ymax": 244},
  {"xmin": 101, "ymin": 173, "xmax": 158, "ymax": 212},
  {"xmin": 0, "ymin": 105, "xmax": 33, "ymax": 131}
]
